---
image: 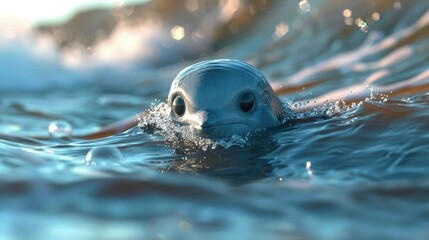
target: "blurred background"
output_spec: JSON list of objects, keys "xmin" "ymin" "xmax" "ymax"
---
[
  {"xmin": 0, "ymin": 0, "xmax": 274, "ymax": 92},
  {"xmin": 1, "ymin": 0, "xmax": 402, "ymax": 93}
]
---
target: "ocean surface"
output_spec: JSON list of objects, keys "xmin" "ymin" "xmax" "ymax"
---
[{"xmin": 1, "ymin": 0, "xmax": 429, "ymax": 239}]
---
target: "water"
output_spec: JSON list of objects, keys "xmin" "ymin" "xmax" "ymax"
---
[{"xmin": 1, "ymin": 0, "xmax": 429, "ymax": 239}]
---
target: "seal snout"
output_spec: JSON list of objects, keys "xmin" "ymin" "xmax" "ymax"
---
[
  {"xmin": 185, "ymin": 109, "xmax": 252, "ymax": 138},
  {"xmin": 190, "ymin": 110, "xmax": 223, "ymax": 129}
]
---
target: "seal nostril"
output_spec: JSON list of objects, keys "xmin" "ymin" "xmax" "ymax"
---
[
  {"xmin": 239, "ymin": 92, "xmax": 255, "ymax": 113},
  {"xmin": 172, "ymin": 95, "xmax": 186, "ymax": 117}
]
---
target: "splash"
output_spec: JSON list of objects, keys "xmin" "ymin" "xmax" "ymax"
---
[{"xmin": 137, "ymin": 102, "xmax": 264, "ymax": 151}]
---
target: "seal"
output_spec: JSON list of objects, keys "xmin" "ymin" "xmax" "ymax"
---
[
  {"xmin": 167, "ymin": 59, "xmax": 290, "ymax": 138},
  {"xmin": 77, "ymin": 59, "xmax": 290, "ymax": 140}
]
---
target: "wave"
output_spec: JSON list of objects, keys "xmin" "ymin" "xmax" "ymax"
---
[{"xmin": 0, "ymin": 0, "xmax": 428, "ymax": 100}]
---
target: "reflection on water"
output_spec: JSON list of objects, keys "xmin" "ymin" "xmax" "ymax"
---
[{"xmin": 1, "ymin": 0, "xmax": 429, "ymax": 239}]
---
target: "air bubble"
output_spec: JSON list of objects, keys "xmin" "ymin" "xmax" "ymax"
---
[
  {"xmin": 48, "ymin": 120, "xmax": 72, "ymax": 138},
  {"xmin": 85, "ymin": 146, "xmax": 124, "ymax": 166}
]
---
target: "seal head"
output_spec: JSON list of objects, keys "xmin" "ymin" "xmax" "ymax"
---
[{"xmin": 168, "ymin": 59, "xmax": 289, "ymax": 138}]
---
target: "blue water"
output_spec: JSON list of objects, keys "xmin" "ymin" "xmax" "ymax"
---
[{"xmin": 1, "ymin": 0, "xmax": 429, "ymax": 239}]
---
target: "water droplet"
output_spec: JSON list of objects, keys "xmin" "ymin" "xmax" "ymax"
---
[
  {"xmin": 48, "ymin": 120, "xmax": 72, "ymax": 138},
  {"xmin": 185, "ymin": 0, "xmax": 199, "ymax": 12},
  {"xmin": 306, "ymin": 161, "xmax": 313, "ymax": 176},
  {"xmin": 360, "ymin": 25, "xmax": 369, "ymax": 33},
  {"xmin": 393, "ymin": 1, "xmax": 402, "ymax": 10},
  {"xmin": 372, "ymin": 12, "xmax": 380, "ymax": 21},
  {"xmin": 355, "ymin": 17, "xmax": 369, "ymax": 33},
  {"xmin": 274, "ymin": 22, "xmax": 289, "ymax": 38},
  {"xmin": 343, "ymin": 9, "xmax": 352, "ymax": 18},
  {"xmin": 298, "ymin": 0, "xmax": 310, "ymax": 14},
  {"xmin": 85, "ymin": 146, "xmax": 124, "ymax": 166},
  {"xmin": 171, "ymin": 25, "xmax": 185, "ymax": 41},
  {"xmin": 344, "ymin": 17, "xmax": 353, "ymax": 26}
]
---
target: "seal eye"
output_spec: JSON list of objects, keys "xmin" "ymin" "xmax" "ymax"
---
[
  {"xmin": 172, "ymin": 95, "xmax": 186, "ymax": 117},
  {"xmin": 239, "ymin": 92, "xmax": 255, "ymax": 113}
]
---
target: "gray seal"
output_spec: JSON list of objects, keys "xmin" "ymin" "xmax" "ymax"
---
[{"xmin": 168, "ymin": 59, "xmax": 290, "ymax": 138}]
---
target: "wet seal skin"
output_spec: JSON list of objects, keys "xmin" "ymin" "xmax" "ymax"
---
[{"xmin": 167, "ymin": 59, "xmax": 291, "ymax": 138}]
